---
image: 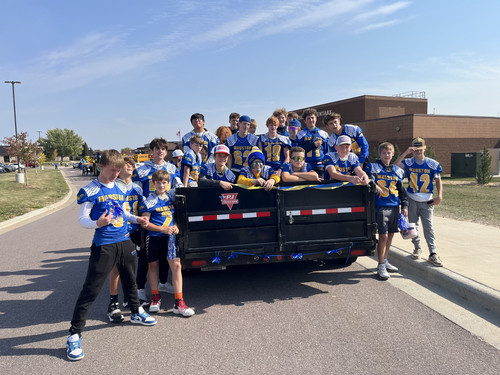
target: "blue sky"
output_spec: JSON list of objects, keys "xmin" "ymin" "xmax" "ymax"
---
[{"xmin": 1, "ymin": 0, "xmax": 499, "ymax": 151}]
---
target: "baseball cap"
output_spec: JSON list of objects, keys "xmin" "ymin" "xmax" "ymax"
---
[
  {"xmin": 172, "ymin": 149, "xmax": 184, "ymax": 158},
  {"xmin": 239, "ymin": 115, "xmax": 251, "ymax": 123},
  {"xmin": 336, "ymin": 135, "xmax": 352, "ymax": 146},
  {"xmin": 411, "ymin": 137, "xmax": 426, "ymax": 149},
  {"xmin": 288, "ymin": 119, "xmax": 301, "ymax": 129},
  {"xmin": 214, "ymin": 144, "xmax": 230, "ymax": 155}
]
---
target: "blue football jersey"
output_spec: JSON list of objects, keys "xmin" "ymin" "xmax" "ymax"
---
[
  {"xmin": 200, "ymin": 163, "xmax": 236, "ymax": 182},
  {"xmin": 226, "ymin": 133, "xmax": 259, "ymax": 173},
  {"xmin": 258, "ymin": 134, "xmax": 291, "ymax": 170},
  {"xmin": 116, "ymin": 179, "xmax": 143, "ymax": 233},
  {"xmin": 365, "ymin": 161, "xmax": 405, "ymax": 207},
  {"xmin": 323, "ymin": 152, "xmax": 360, "ymax": 180},
  {"xmin": 132, "ymin": 160, "xmax": 181, "ymax": 196},
  {"xmin": 77, "ymin": 179, "xmax": 129, "ymax": 246},
  {"xmin": 239, "ymin": 165, "xmax": 276, "ymax": 180},
  {"xmin": 139, "ymin": 192, "xmax": 175, "ymax": 237},
  {"xmin": 402, "ymin": 157, "xmax": 442, "ymax": 197},
  {"xmin": 327, "ymin": 124, "xmax": 369, "ymax": 164},
  {"xmin": 281, "ymin": 162, "xmax": 313, "ymax": 175},
  {"xmin": 296, "ymin": 127, "xmax": 329, "ymax": 168},
  {"xmin": 179, "ymin": 150, "xmax": 202, "ymax": 184},
  {"xmin": 182, "ymin": 129, "xmax": 219, "ymax": 155}
]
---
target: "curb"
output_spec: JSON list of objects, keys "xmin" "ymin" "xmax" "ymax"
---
[
  {"xmin": 0, "ymin": 169, "xmax": 75, "ymax": 233},
  {"xmin": 389, "ymin": 245, "xmax": 500, "ymax": 317}
]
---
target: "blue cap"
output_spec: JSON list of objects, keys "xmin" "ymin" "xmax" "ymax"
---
[
  {"xmin": 289, "ymin": 119, "xmax": 301, "ymax": 128},
  {"xmin": 239, "ymin": 115, "xmax": 251, "ymax": 123}
]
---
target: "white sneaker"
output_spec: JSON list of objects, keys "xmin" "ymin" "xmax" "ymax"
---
[
  {"xmin": 384, "ymin": 259, "xmax": 398, "ymax": 273},
  {"xmin": 158, "ymin": 282, "xmax": 174, "ymax": 294},
  {"xmin": 377, "ymin": 263, "xmax": 390, "ymax": 280},
  {"xmin": 137, "ymin": 288, "xmax": 147, "ymax": 301},
  {"xmin": 149, "ymin": 295, "xmax": 161, "ymax": 313}
]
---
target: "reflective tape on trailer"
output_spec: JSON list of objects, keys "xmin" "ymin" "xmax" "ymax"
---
[
  {"xmin": 189, "ymin": 211, "xmax": 271, "ymax": 222},
  {"xmin": 286, "ymin": 206, "xmax": 365, "ymax": 216}
]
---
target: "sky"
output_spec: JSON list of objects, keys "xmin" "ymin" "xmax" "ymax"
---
[{"xmin": 1, "ymin": 0, "xmax": 499, "ymax": 151}]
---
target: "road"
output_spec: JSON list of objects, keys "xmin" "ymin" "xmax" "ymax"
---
[{"xmin": 0, "ymin": 168, "xmax": 499, "ymax": 374}]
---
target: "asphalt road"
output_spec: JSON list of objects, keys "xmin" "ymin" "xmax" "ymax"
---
[{"xmin": 1, "ymin": 168, "xmax": 499, "ymax": 374}]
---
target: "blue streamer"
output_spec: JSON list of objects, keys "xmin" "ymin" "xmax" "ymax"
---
[
  {"xmin": 291, "ymin": 253, "xmax": 303, "ymax": 260},
  {"xmin": 398, "ymin": 213, "xmax": 409, "ymax": 231}
]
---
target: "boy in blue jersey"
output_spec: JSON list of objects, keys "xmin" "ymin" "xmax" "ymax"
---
[
  {"xmin": 199, "ymin": 144, "xmax": 236, "ymax": 190},
  {"xmin": 180, "ymin": 135, "xmax": 204, "ymax": 187},
  {"xmin": 296, "ymin": 108, "xmax": 329, "ymax": 178},
  {"xmin": 273, "ymin": 108, "xmax": 289, "ymax": 136},
  {"xmin": 226, "ymin": 115, "xmax": 259, "ymax": 175},
  {"xmin": 323, "ymin": 135, "xmax": 370, "ymax": 185},
  {"xmin": 287, "ymin": 118, "xmax": 301, "ymax": 147},
  {"xmin": 281, "ymin": 146, "xmax": 321, "ymax": 182},
  {"xmin": 325, "ymin": 113, "xmax": 369, "ymax": 165},
  {"xmin": 237, "ymin": 147, "xmax": 280, "ymax": 191},
  {"xmin": 182, "ymin": 113, "xmax": 219, "ymax": 155},
  {"xmin": 66, "ymin": 150, "xmax": 156, "ymax": 362},
  {"xmin": 139, "ymin": 170, "xmax": 195, "ymax": 317},
  {"xmin": 365, "ymin": 142, "xmax": 408, "ymax": 280},
  {"xmin": 258, "ymin": 116, "xmax": 291, "ymax": 175},
  {"xmin": 107, "ymin": 157, "xmax": 144, "ymax": 321},
  {"xmin": 395, "ymin": 137, "xmax": 444, "ymax": 267},
  {"xmin": 133, "ymin": 138, "xmax": 181, "ymax": 303}
]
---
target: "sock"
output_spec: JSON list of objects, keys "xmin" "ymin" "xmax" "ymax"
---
[
  {"xmin": 174, "ymin": 292, "xmax": 183, "ymax": 304},
  {"xmin": 110, "ymin": 294, "xmax": 118, "ymax": 304},
  {"xmin": 152, "ymin": 290, "xmax": 159, "ymax": 296}
]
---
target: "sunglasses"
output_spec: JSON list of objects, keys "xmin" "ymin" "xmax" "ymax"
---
[{"xmin": 291, "ymin": 156, "xmax": 305, "ymax": 162}]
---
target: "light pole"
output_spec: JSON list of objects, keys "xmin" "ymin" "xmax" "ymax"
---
[{"xmin": 4, "ymin": 80, "xmax": 21, "ymax": 172}]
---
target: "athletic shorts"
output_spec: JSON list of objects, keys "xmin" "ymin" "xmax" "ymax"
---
[
  {"xmin": 375, "ymin": 206, "xmax": 399, "ymax": 234},
  {"xmin": 146, "ymin": 234, "xmax": 177, "ymax": 262}
]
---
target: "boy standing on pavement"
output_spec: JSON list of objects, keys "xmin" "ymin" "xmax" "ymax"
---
[
  {"xmin": 66, "ymin": 150, "xmax": 156, "ymax": 361},
  {"xmin": 365, "ymin": 142, "xmax": 408, "ymax": 280},
  {"xmin": 395, "ymin": 137, "xmax": 444, "ymax": 267}
]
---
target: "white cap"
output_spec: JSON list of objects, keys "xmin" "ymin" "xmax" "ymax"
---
[
  {"xmin": 336, "ymin": 135, "xmax": 351, "ymax": 146},
  {"xmin": 172, "ymin": 149, "xmax": 184, "ymax": 157}
]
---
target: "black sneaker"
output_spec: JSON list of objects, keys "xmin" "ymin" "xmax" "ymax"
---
[{"xmin": 107, "ymin": 302, "xmax": 124, "ymax": 323}]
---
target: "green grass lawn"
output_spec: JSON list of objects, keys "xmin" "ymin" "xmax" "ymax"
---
[{"xmin": 0, "ymin": 169, "xmax": 69, "ymax": 222}]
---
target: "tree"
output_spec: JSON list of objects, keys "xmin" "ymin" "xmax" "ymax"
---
[
  {"xmin": 3, "ymin": 131, "xmax": 43, "ymax": 185},
  {"xmin": 476, "ymin": 146, "xmax": 493, "ymax": 185},
  {"xmin": 426, "ymin": 145, "xmax": 437, "ymax": 160},
  {"xmin": 81, "ymin": 142, "xmax": 89, "ymax": 158},
  {"xmin": 39, "ymin": 128, "xmax": 84, "ymax": 159}
]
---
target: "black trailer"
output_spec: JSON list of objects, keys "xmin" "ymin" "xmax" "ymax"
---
[{"xmin": 175, "ymin": 182, "xmax": 377, "ymax": 270}]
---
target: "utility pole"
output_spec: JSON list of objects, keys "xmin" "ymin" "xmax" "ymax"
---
[{"xmin": 4, "ymin": 81, "xmax": 21, "ymax": 172}]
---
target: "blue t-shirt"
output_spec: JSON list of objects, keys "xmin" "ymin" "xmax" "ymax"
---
[{"xmin": 77, "ymin": 179, "xmax": 130, "ymax": 246}]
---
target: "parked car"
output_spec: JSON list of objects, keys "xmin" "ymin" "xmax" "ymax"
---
[
  {"xmin": 25, "ymin": 161, "xmax": 37, "ymax": 168},
  {"xmin": 0, "ymin": 166, "xmax": 6, "ymax": 173},
  {"xmin": 73, "ymin": 162, "xmax": 82, "ymax": 168},
  {"xmin": 0, "ymin": 163, "xmax": 16, "ymax": 172},
  {"xmin": 11, "ymin": 163, "xmax": 26, "ymax": 171}
]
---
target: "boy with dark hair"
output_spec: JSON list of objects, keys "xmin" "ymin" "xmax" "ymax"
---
[
  {"xmin": 325, "ymin": 113, "xmax": 369, "ymax": 165},
  {"xmin": 180, "ymin": 135, "xmax": 204, "ymax": 187},
  {"xmin": 365, "ymin": 142, "xmax": 408, "ymax": 280},
  {"xmin": 182, "ymin": 113, "xmax": 219, "ymax": 155},
  {"xmin": 228, "ymin": 112, "xmax": 240, "ymax": 134},
  {"xmin": 281, "ymin": 146, "xmax": 321, "ymax": 182},
  {"xmin": 296, "ymin": 108, "xmax": 329, "ymax": 178},
  {"xmin": 395, "ymin": 137, "xmax": 444, "ymax": 266},
  {"xmin": 139, "ymin": 170, "xmax": 195, "ymax": 317},
  {"xmin": 66, "ymin": 150, "xmax": 156, "ymax": 361},
  {"xmin": 132, "ymin": 137, "xmax": 181, "ymax": 303}
]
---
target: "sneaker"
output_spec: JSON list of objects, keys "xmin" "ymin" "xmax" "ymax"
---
[
  {"xmin": 66, "ymin": 334, "xmax": 84, "ymax": 361},
  {"xmin": 122, "ymin": 299, "xmax": 129, "ymax": 309},
  {"xmin": 159, "ymin": 281, "xmax": 174, "ymax": 294},
  {"xmin": 384, "ymin": 259, "xmax": 398, "ymax": 273},
  {"xmin": 149, "ymin": 295, "xmax": 161, "ymax": 313},
  {"xmin": 411, "ymin": 248, "xmax": 422, "ymax": 259},
  {"xmin": 107, "ymin": 302, "xmax": 124, "ymax": 323},
  {"xmin": 137, "ymin": 288, "xmax": 147, "ymax": 301},
  {"xmin": 173, "ymin": 299, "xmax": 195, "ymax": 317},
  {"xmin": 377, "ymin": 263, "xmax": 390, "ymax": 280},
  {"xmin": 130, "ymin": 306, "xmax": 157, "ymax": 326},
  {"xmin": 428, "ymin": 253, "xmax": 443, "ymax": 267}
]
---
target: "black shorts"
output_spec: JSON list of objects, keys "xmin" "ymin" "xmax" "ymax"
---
[{"xmin": 376, "ymin": 206, "xmax": 399, "ymax": 234}]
